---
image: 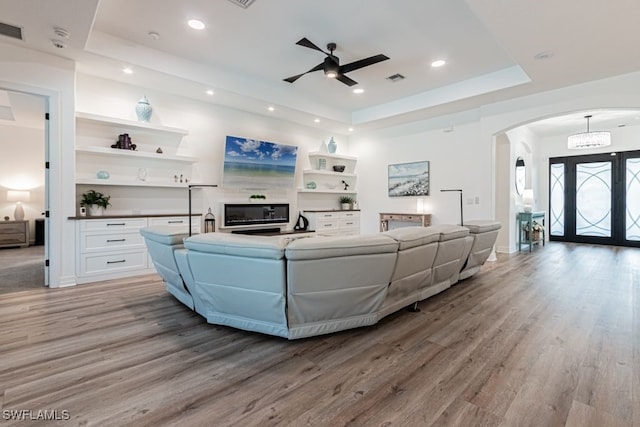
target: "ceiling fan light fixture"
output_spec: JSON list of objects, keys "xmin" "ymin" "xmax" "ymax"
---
[
  {"xmin": 324, "ymin": 57, "xmax": 339, "ymax": 79},
  {"xmin": 567, "ymin": 115, "xmax": 611, "ymax": 149}
]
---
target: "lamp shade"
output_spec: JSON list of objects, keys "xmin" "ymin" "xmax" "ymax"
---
[
  {"xmin": 7, "ymin": 190, "xmax": 30, "ymax": 202},
  {"xmin": 522, "ymin": 189, "xmax": 534, "ymax": 212}
]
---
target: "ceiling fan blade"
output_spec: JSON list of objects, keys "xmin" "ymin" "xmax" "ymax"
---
[
  {"xmin": 295, "ymin": 37, "xmax": 327, "ymax": 54},
  {"xmin": 339, "ymin": 54, "xmax": 389, "ymax": 74},
  {"xmin": 283, "ymin": 62, "xmax": 324, "ymax": 83},
  {"xmin": 336, "ymin": 74, "xmax": 358, "ymax": 87}
]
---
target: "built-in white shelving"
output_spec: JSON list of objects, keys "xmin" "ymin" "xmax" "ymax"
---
[
  {"xmin": 75, "ymin": 112, "xmax": 198, "ymax": 190},
  {"xmin": 299, "ymin": 151, "xmax": 358, "ymax": 195}
]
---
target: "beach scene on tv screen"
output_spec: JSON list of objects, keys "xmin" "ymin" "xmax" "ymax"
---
[{"xmin": 223, "ymin": 136, "xmax": 298, "ymax": 188}]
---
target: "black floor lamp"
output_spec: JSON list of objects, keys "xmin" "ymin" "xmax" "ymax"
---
[
  {"xmin": 188, "ymin": 184, "xmax": 218, "ymax": 236},
  {"xmin": 440, "ymin": 189, "xmax": 464, "ymax": 226}
]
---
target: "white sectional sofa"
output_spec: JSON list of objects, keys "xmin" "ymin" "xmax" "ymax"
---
[{"xmin": 141, "ymin": 221, "xmax": 500, "ymax": 339}]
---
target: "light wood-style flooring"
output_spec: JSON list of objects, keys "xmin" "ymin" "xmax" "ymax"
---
[{"xmin": 0, "ymin": 242, "xmax": 638, "ymax": 426}]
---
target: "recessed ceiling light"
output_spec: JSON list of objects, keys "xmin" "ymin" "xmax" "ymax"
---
[
  {"xmin": 267, "ymin": 106, "xmax": 275, "ymax": 111},
  {"xmin": 314, "ymin": 118, "xmax": 320, "ymax": 123},
  {"xmin": 122, "ymin": 67, "xmax": 133, "ymax": 75},
  {"xmin": 353, "ymin": 88, "xmax": 364, "ymax": 94},
  {"xmin": 206, "ymin": 89, "xmax": 214, "ymax": 96},
  {"xmin": 188, "ymin": 19, "xmax": 205, "ymax": 30},
  {"xmin": 348, "ymin": 127, "xmax": 354, "ymax": 132},
  {"xmin": 431, "ymin": 60, "xmax": 446, "ymax": 68}
]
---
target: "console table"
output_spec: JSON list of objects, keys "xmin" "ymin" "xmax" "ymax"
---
[
  {"xmin": 379, "ymin": 213, "xmax": 431, "ymax": 232},
  {"xmin": 517, "ymin": 211, "xmax": 546, "ymax": 252}
]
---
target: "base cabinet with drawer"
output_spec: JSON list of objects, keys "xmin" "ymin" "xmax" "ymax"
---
[
  {"xmin": 74, "ymin": 215, "xmax": 200, "ymax": 284},
  {"xmin": 303, "ymin": 210, "xmax": 360, "ymax": 236}
]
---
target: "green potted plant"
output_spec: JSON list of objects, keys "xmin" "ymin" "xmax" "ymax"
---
[
  {"xmin": 81, "ymin": 189, "xmax": 111, "ymax": 216},
  {"xmin": 339, "ymin": 195, "xmax": 355, "ymax": 210},
  {"xmin": 249, "ymin": 194, "xmax": 266, "ymax": 203}
]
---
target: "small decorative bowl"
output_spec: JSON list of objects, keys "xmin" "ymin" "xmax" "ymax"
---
[{"xmin": 333, "ymin": 165, "xmax": 346, "ymax": 172}]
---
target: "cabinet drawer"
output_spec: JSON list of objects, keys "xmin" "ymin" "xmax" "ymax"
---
[
  {"xmin": 340, "ymin": 211, "xmax": 360, "ymax": 220},
  {"xmin": 0, "ymin": 233, "xmax": 27, "ymax": 245},
  {"xmin": 81, "ymin": 231, "xmax": 145, "ymax": 253},
  {"xmin": 81, "ymin": 218, "xmax": 147, "ymax": 231},
  {"xmin": 339, "ymin": 219, "xmax": 360, "ymax": 229},
  {"xmin": 0, "ymin": 222, "xmax": 26, "ymax": 233},
  {"xmin": 79, "ymin": 250, "xmax": 147, "ymax": 276},
  {"xmin": 314, "ymin": 212, "xmax": 340, "ymax": 220},
  {"xmin": 381, "ymin": 214, "xmax": 402, "ymax": 221},
  {"xmin": 315, "ymin": 220, "xmax": 339, "ymax": 231},
  {"xmin": 149, "ymin": 216, "xmax": 200, "ymax": 232}
]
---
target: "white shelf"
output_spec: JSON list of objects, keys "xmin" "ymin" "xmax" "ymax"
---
[
  {"xmin": 303, "ymin": 169, "xmax": 356, "ymax": 178},
  {"xmin": 76, "ymin": 112, "xmax": 189, "ymax": 136},
  {"xmin": 308, "ymin": 151, "xmax": 357, "ymax": 161},
  {"xmin": 76, "ymin": 178, "xmax": 199, "ymax": 188},
  {"xmin": 298, "ymin": 189, "xmax": 357, "ymax": 194},
  {"xmin": 76, "ymin": 146, "xmax": 196, "ymax": 163}
]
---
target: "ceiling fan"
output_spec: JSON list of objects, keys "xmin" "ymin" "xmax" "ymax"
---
[{"xmin": 283, "ymin": 37, "xmax": 389, "ymax": 87}]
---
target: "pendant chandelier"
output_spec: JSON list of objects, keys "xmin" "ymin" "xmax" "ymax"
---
[{"xmin": 567, "ymin": 114, "xmax": 611, "ymax": 149}]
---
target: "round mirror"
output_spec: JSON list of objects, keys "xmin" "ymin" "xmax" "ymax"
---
[{"xmin": 515, "ymin": 157, "xmax": 526, "ymax": 195}]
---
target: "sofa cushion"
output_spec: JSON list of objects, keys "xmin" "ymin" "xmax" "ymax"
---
[
  {"xmin": 464, "ymin": 220, "xmax": 502, "ymax": 234},
  {"xmin": 382, "ymin": 226, "xmax": 440, "ymax": 250},
  {"xmin": 140, "ymin": 226, "xmax": 189, "ymax": 245},
  {"xmin": 184, "ymin": 233, "xmax": 286, "ymax": 260},
  {"xmin": 285, "ymin": 234, "xmax": 397, "ymax": 260},
  {"xmin": 428, "ymin": 224, "xmax": 470, "ymax": 241}
]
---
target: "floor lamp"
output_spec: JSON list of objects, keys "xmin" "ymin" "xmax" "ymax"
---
[
  {"xmin": 440, "ymin": 189, "xmax": 464, "ymax": 226},
  {"xmin": 188, "ymin": 184, "xmax": 218, "ymax": 236}
]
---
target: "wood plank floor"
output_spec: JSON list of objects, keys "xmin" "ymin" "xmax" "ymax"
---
[{"xmin": 0, "ymin": 242, "xmax": 638, "ymax": 426}]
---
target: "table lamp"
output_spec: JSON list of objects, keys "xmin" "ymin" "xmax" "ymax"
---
[
  {"xmin": 522, "ymin": 189, "xmax": 534, "ymax": 212},
  {"xmin": 7, "ymin": 190, "xmax": 30, "ymax": 221}
]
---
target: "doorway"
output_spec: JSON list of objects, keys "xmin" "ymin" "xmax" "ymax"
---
[
  {"xmin": 549, "ymin": 150, "xmax": 640, "ymax": 247},
  {"xmin": 0, "ymin": 89, "xmax": 49, "ymax": 292}
]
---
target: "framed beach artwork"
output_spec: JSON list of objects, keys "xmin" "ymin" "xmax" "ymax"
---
[
  {"xmin": 222, "ymin": 136, "xmax": 298, "ymax": 188},
  {"xmin": 388, "ymin": 161, "xmax": 430, "ymax": 197}
]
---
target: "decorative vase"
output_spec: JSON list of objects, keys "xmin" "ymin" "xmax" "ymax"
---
[
  {"xmin": 88, "ymin": 205, "xmax": 104, "ymax": 216},
  {"xmin": 318, "ymin": 140, "xmax": 328, "ymax": 153},
  {"xmin": 135, "ymin": 95, "xmax": 153, "ymax": 122},
  {"xmin": 96, "ymin": 170, "xmax": 110, "ymax": 179},
  {"xmin": 327, "ymin": 137, "xmax": 337, "ymax": 154}
]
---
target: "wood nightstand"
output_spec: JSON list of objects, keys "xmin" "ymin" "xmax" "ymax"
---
[{"xmin": 0, "ymin": 220, "xmax": 29, "ymax": 248}]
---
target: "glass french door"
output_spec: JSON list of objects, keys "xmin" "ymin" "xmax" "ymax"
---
[{"xmin": 549, "ymin": 150, "xmax": 640, "ymax": 247}]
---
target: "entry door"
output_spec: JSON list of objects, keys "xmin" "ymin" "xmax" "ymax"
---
[{"xmin": 549, "ymin": 150, "xmax": 640, "ymax": 247}]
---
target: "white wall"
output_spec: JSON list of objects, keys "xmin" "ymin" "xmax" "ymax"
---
[
  {"xmin": 0, "ymin": 124, "xmax": 45, "ymax": 242},
  {"xmin": 350, "ymin": 111, "xmax": 493, "ymax": 233}
]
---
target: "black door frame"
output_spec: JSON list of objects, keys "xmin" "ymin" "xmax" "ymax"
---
[{"xmin": 549, "ymin": 150, "xmax": 640, "ymax": 247}]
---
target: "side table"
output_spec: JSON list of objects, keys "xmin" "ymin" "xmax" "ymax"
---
[{"xmin": 517, "ymin": 211, "xmax": 545, "ymax": 252}]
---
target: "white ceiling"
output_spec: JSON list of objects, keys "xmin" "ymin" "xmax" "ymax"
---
[{"xmin": 1, "ymin": 0, "xmax": 640, "ymax": 134}]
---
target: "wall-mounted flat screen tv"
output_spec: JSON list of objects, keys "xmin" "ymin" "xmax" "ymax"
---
[
  {"xmin": 223, "ymin": 136, "xmax": 298, "ymax": 189},
  {"xmin": 224, "ymin": 203, "xmax": 290, "ymax": 227}
]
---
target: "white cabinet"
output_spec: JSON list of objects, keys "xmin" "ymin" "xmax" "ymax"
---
[
  {"xmin": 303, "ymin": 210, "xmax": 360, "ymax": 236},
  {"xmin": 299, "ymin": 152, "xmax": 357, "ymax": 194},
  {"xmin": 75, "ymin": 215, "xmax": 200, "ymax": 284},
  {"xmin": 75, "ymin": 112, "xmax": 198, "ymax": 188}
]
